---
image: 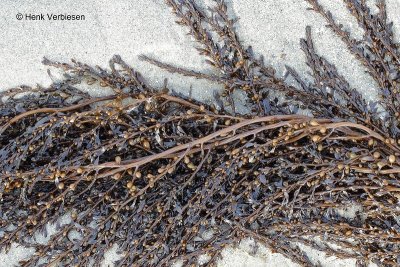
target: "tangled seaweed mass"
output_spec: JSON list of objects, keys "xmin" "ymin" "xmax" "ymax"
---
[{"xmin": 1, "ymin": 0, "xmax": 400, "ymax": 266}]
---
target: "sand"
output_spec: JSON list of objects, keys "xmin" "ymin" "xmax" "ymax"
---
[{"xmin": 0, "ymin": 0, "xmax": 399, "ymax": 266}]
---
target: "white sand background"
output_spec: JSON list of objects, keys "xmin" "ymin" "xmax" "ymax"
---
[{"xmin": 0, "ymin": 0, "xmax": 399, "ymax": 266}]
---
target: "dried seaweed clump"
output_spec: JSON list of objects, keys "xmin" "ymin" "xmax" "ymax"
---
[{"xmin": 1, "ymin": 0, "xmax": 400, "ymax": 266}]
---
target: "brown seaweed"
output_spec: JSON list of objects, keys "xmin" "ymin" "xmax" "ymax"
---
[{"xmin": 0, "ymin": 0, "xmax": 400, "ymax": 266}]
